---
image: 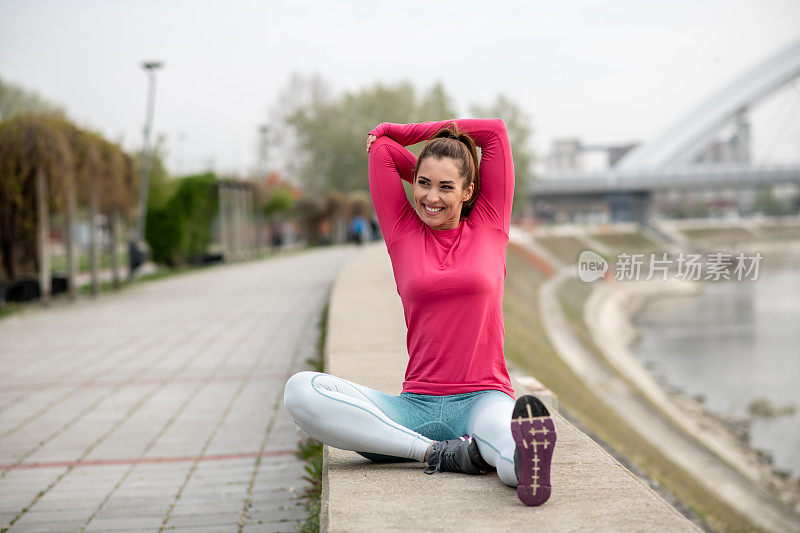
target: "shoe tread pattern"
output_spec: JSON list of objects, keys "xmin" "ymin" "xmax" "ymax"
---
[{"xmin": 511, "ymin": 395, "xmax": 556, "ymax": 506}]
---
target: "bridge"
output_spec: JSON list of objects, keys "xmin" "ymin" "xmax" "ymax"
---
[
  {"xmin": 532, "ymin": 39, "xmax": 800, "ymax": 224},
  {"xmin": 535, "ymin": 164, "xmax": 800, "ymax": 193}
]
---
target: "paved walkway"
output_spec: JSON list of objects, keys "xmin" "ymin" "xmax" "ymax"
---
[{"xmin": 0, "ymin": 246, "xmax": 356, "ymax": 532}]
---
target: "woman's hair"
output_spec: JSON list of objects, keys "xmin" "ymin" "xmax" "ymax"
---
[{"xmin": 414, "ymin": 125, "xmax": 480, "ymax": 218}]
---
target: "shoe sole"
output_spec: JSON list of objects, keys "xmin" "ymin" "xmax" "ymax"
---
[{"xmin": 511, "ymin": 395, "xmax": 556, "ymax": 506}]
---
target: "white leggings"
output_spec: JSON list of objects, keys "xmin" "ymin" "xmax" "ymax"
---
[{"xmin": 283, "ymin": 371, "xmax": 518, "ymax": 486}]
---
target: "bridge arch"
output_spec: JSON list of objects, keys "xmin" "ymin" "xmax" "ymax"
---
[{"xmin": 617, "ymin": 39, "xmax": 800, "ymax": 171}]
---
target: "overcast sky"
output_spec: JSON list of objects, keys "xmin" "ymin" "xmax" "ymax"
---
[{"xmin": 1, "ymin": 0, "xmax": 799, "ymax": 177}]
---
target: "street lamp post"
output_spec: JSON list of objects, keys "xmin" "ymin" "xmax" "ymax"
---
[
  {"xmin": 129, "ymin": 60, "xmax": 163, "ymax": 279},
  {"xmin": 258, "ymin": 124, "xmax": 269, "ymax": 176}
]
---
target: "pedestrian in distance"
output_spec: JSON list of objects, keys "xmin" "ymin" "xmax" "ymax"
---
[
  {"xmin": 283, "ymin": 118, "xmax": 556, "ymax": 506},
  {"xmin": 349, "ymin": 214, "xmax": 367, "ymax": 245}
]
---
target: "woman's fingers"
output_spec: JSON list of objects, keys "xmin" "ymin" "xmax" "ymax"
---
[{"xmin": 366, "ymin": 134, "xmax": 376, "ymax": 154}]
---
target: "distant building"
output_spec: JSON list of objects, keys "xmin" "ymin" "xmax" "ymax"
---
[
  {"xmin": 547, "ymin": 138, "xmax": 638, "ymax": 172},
  {"xmin": 548, "ymin": 138, "xmax": 582, "ymax": 170},
  {"xmin": 694, "ymin": 114, "xmax": 751, "ymax": 164}
]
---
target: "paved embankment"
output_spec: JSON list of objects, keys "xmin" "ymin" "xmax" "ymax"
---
[
  {"xmin": 322, "ymin": 242, "xmax": 698, "ymax": 532},
  {"xmin": 0, "ymin": 246, "xmax": 356, "ymax": 532},
  {"xmin": 525, "ymin": 249, "xmax": 800, "ymax": 531}
]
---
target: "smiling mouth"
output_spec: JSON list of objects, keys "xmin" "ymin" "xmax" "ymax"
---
[{"xmin": 423, "ymin": 204, "xmax": 444, "ymax": 215}]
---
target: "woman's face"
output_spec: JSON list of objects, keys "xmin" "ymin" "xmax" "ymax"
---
[{"xmin": 413, "ymin": 156, "xmax": 474, "ymax": 231}]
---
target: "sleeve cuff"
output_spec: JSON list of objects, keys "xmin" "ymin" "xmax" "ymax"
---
[{"xmin": 369, "ymin": 122, "xmax": 389, "ymax": 137}]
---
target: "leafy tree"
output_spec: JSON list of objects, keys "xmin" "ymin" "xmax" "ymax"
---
[
  {"xmin": 0, "ymin": 76, "xmax": 65, "ymax": 121},
  {"xmin": 0, "ymin": 110, "xmax": 137, "ymax": 294},
  {"xmin": 415, "ymin": 82, "xmax": 457, "ymax": 130},
  {"xmin": 142, "ymin": 138, "xmax": 177, "ymax": 266},
  {"xmin": 138, "ymin": 136, "xmax": 178, "ymax": 264},
  {"xmin": 752, "ymin": 189, "xmax": 791, "ymax": 216},
  {"xmin": 271, "ymin": 75, "xmax": 455, "ymax": 194},
  {"xmin": 0, "ymin": 114, "xmax": 73, "ymax": 282},
  {"xmin": 266, "ymin": 76, "xmax": 535, "ymax": 224},
  {"xmin": 348, "ymin": 190, "xmax": 372, "ymax": 217},
  {"xmin": 142, "ymin": 134, "xmax": 173, "ymax": 210},
  {"xmin": 263, "ymin": 73, "xmax": 331, "ymax": 185},
  {"xmin": 295, "ymin": 196, "xmax": 326, "ymax": 246},
  {"xmin": 95, "ymin": 136, "xmax": 130, "ymax": 214},
  {"xmin": 145, "ymin": 206, "xmax": 183, "ymax": 266},
  {"xmin": 145, "ymin": 172, "xmax": 219, "ymax": 266},
  {"xmin": 263, "ymin": 187, "xmax": 294, "ymax": 217},
  {"xmin": 175, "ymin": 173, "xmax": 219, "ymax": 259}
]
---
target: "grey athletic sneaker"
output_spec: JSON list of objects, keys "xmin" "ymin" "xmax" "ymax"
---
[{"xmin": 423, "ymin": 436, "xmax": 492, "ymax": 475}]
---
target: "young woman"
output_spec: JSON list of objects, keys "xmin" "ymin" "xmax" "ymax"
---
[{"xmin": 283, "ymin": 118, "xmax": 556, "ymax": 506}]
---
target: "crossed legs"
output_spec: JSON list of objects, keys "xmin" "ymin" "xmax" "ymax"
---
[
  {"xmin": 283, "ymin": 371, "xmax": 432, "ymax": 461},
  {"xmin": 466, "ymin": 392, "xmax": 519, "ymax": 486},
  {"xmin": 283, "ymin": 371, "xmax": 519, "ymax": 487}
]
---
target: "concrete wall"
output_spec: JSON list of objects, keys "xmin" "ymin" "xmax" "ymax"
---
[{"xmin": 322, "ymin": 243, "xmax": 698, "ymax": 532}]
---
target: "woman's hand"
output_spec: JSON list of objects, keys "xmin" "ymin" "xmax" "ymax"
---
[{"xmin": 366, "ymin": 134, "xmax": 377, "ymax": 154}]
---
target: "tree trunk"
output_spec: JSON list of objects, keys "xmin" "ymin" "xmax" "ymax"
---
[
  {"xmin": 217, "ymin": 184, "xmax": 226, "ymax": 261},
  {"xmin": 247, "ymin": 189, "xmax": 258, "ymax": 257},
  {"xmin": 334, "ymin": 214, "xmax": 347, "ymax": 244},
  {"xmin": 110, "ymin": 210, "xmax": 120, "ymax": 290},
  {"xmin": 233, "ymin": 187, "xmax": 243, "ymax": 261},
  {"xmin": 230, "ymin": 187, "xmax": 238, "ymax": 261},
  {"xmin": 238, "ymin": 187, "xmax": 245, "ymax": 260},
  {"xmin": 220, "ymin": 185, "xmax": 233, "ymax": 261},
  {"xmin": 89, "ymin": 188, "xmax": 100, "ymax": 296},
  {"xmin": 244, "ymin": 188, "xmax": 251, "ymax": 258},
  {"xmin": 245, "ymin": 188, "xmax": 254, "ymax": 258},
  {"xmin": 255, "ymin": 211, "xmax": 263, "ymax": 256},
  {"xmin": 36, "ymin": 169, "xmax": 51, "ymax": 304},
  {"xmin": 65, "ymin": 176, "xmax": 78, "ymax": 300}
]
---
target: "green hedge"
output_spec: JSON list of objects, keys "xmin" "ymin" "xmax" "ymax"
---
[{"xmin": 145, "ymin": 173, "xmax": 218, "ymax": 266}]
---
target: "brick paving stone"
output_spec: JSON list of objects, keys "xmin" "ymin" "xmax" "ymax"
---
[
  {"xmin": 169, "ymin": 525, "xmax": 234, "ymax": 533},
  {"xmin": 163, "ymin": 512, "xmax": 242, "ymax": 528},
  {"xmin": 247, "ymin": 506, "xmax": 306, "ymax": 527},
  {"xmin": 27, "ymin": 465, "xmax": 130, "ymax": 511},
  {"xmin": 10, "ymin": 519, "xmax": 90, "ymax": 532},
  {"xmin": 83, "ymin": 516, "xmax": 166, "ymax": 531},
  {"xmin": 12, "ymin": 509, "xmax": 101, "ymax": 522},
  {"xmin": 0, "ymin": 246, "xmax": 356, "ymax": 531}
]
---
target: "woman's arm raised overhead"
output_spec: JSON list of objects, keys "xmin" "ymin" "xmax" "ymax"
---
[
  {"xmin": 367, "ymin": 136, "xmax": 420, "ymax": 246},
  {"xmin": 369, "ymin": 119, "xmax": 514, "ymax": 235}
]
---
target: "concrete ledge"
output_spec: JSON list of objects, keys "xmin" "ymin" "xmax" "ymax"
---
[{"xmin": 322, "ymin": 243, "xmax": 698, "ymax": 532}]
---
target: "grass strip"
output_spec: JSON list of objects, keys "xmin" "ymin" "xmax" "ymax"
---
[
  {"xmin": 536, "ymin": 235, "xmax": 587, "ymax": 264},
  {"xmin": 590, "ymin": 231, "xmax": 659, "ymax": 252},
  {"xmin": 681, "ymin": 227, "xmax": 755, "ymax": 246},
  {"xmin": 50, "ymin": 250, "xmax": 129, "ymax": 274},
  {"xmin": 295, "ymin": 300, "xmax": 328, "ymax": 532}
]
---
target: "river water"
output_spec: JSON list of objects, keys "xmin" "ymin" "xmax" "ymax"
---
[{"xmin": 632, "ymin": 253, "xmax": 800, "ymax": 477}]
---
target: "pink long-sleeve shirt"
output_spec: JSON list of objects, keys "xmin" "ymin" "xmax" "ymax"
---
[{"xmin": 367, "ymin": 118, "xmax": 515, "ymax": 399}]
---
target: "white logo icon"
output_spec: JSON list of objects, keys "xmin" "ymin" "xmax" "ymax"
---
[{"xmin": 578, "ymin": 250, "xmax": 608, "ymax": 282}]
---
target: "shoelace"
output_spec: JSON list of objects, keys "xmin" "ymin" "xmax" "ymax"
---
[
  {"xmin": 423, "ymin": 438, "xmax": 465, "ymax": 474},
  {"xmin": 440, "ymin": 446, "xmax": 459, "ymax": 471}
]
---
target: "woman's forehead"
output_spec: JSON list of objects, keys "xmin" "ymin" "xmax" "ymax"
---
[{"xmin": 417, "ymin": 157, "xmax": 461, "ymax": 181}]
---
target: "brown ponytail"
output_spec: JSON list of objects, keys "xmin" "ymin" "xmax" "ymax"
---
[{"xmin": 414, "ymin": 124, "xmax": 480, "ymax": 218}]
